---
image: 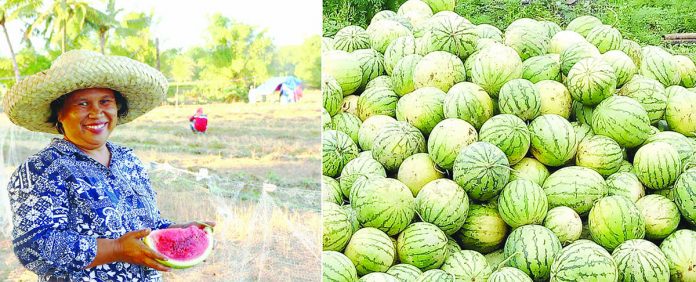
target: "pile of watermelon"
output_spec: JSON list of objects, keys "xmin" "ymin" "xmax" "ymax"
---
[{"xmin": 321, "ymin": 1, "xmax": 696, "ymax": 281}]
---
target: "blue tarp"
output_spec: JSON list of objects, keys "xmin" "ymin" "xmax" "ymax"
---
[{"xmin": 249, "ymin": 76, "xmax": 303, "ymax": 103}]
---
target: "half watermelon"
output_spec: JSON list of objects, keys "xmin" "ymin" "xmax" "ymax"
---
[{"xmin": 144, "ymin": 225, "xmax": 214, "ymax": 269}]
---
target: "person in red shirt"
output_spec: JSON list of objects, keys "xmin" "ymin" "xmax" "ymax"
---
[{"xmin": 189, "ymin": 107, "xmax": 208, "ymax": 133}]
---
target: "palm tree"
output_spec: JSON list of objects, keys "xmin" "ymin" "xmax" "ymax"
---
[
  {"xmin": 85, "ymin": 0, "xmax": 120, "ymax": 54},
  {"xmin": 24, "ymin": 0, "xmax": 102, "ymax": 53},
  {"xmin": 1, "ymin": 0, "xmax": 40, "ymax": 82}
]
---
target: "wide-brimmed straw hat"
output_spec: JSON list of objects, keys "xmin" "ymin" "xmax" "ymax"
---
[{"xmin": 2, "ymin": 49, "xmax": 168, "ymax": 134}]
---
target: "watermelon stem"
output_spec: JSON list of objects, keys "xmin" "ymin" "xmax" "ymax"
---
[{"xmin": 496, "ymin": 251, "xmax": 522, "ymax": 272}]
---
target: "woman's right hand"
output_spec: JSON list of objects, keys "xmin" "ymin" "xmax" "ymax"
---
[{"xmin": 115, "ymin": 229, "xmax": 171, "ymax": 272}]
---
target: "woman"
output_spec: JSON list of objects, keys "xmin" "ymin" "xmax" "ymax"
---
[
  {"xmin": 189, "ymin": 107, "xmax": 208, "ymax": 133},
  {"xmin": 2, "ymin": 50, "xmax": 215, "ymax": 281}
]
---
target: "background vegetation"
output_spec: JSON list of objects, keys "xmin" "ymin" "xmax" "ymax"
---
[
  {"xmin": 323, "ymin": 0, "xmax": 696, "ymax": 61},
  {"xmin": 1, "ymin": 0, "xmax": 321, "ymax": 103}
]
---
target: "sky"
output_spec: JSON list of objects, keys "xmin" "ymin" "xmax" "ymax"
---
[{"xmin": 0, "ymin": 0, "xmax": 322, "ymax": 56}]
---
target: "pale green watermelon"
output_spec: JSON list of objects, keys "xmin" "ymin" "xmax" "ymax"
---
[
  {"xmin": 391, "ymin": 54, "xmax": 423, "ymax": 96},
  {"xmin": 440, "ymin": 250, "xmax": 492, "ymax": 281},
  {"xmin": 640, "ymin": 46, "xmax": 681, "ymax": 86},
  {"xmin": 416, "ymin": 179, "xmax": 469, "ymax": 235},
  {"xmin": 426, "ymin": 16, "xmax": 478, "ymax": 59},
  {"xmin": 618, "ymin": 75, "xmax": 668, "ymax": 123},
  {"xmin": 549, "ymin": 240, "xmax": 618, "ymax": 282},
  {"xmin": 339, "ymin": 157, "xmax": 387, "ymax": 199},
  {"xmin": 633, "ymin": 142, "xmax": 681, "ymax": 190},
  {"xmin": 351, "ymin": 177, "xmax": 415, "ymax": 235},
  {"xmin": 396, "ymin": 87, "xmax": 446, "ymax": 136},
  {"xmin": 322, "ymin": 175, "xmax": 343, "ymax": 205},
  {"xmin": 344, "ymin": 227, "xmax": 396, "ymax": 276},
  {"xmin": 387, "ymin": 264, "xmax": 422, "ymax": 282},
  {"xmin": 323, "ymin": 251, "xmax": 359, "ymax": 282},
  {"xmin": 489, "ymin": 267, "xmax": 532, "ymax": 282},
  {"xmin": 548, "ymin": 30, "xmax": 587, "ymax": 54},
  {"xmin": 475, "ymin": 24, "xmax": 503, "ymax": 42},
  {"xmin": 498, "ymin": 79, "xmax": 542, "ymax": 121},
  {"xmin": 585, "ymin": 24, "xmax": 622, "ymax": 53},
  {"xmin": 470, "ymin": 43, "xmax": 523, "ymax": 96},
  {"xmin": 566, "ymin": 15, "xmax": 603, "ymax": 37},
  {"xmin": 352, "ymin": 48, "xmax": 386, "ymax": 90},
  {"xmin": 635, "ymin": 194, "xmax": 680, "ymax": 240},
  {"xmin": 497, "ymin": 179, "xmax": 548, "ymax": 228},
  {"xmin": 367, "ymin": 19, "xmax": 413, "ymax": 53},
  {"xmin": 612, "ymin": 239, "xmax": 670, "ymax": 282},
  {"xmin": 575, "ymin": 135, "xmax": 623, "ymax": 177},
  {"xmin": 413, "ymin": 51, "xmax": 466, "ymax": 92},
  {"xmin": 504, "ymin": 24, "xmax": 550, "ymax": 60},
  {"xmin": 509, "ymin": 157, "xmax": 550, "ymax": 186},
  {"xmin": 566, "ymin": 57, "xmax": 617, "ymax": 106},
  {"xmin": 427, "ymin": 118, "xmax": 478, "ymax": 170},
  {"xmin": 543, "ymin": 206, "xmax": 582, "ymax": 246},
  {"xmin": 324, "ymin": 202, "xmax": 354, "ymax": 251},
  {"xmin": 332, "ymin": 112, "xmax": 362, "ymax": 145},
  {"xmin": 358, "ymin": 115, "xmax": 397, "ymax": 151},
  {"xmin": 443, "ymin": 82, "xmax": 495, "ymax": 129},
  {"xmin": 455, "ymin": 203, "xmax": 509, "ymax": 254},
  {"xmin": 334, "ymin": 26, "xmax": 371, "ymax": 52},
  {"xmin": 560, "ymin": 42, "xmax": 601, "ymax": 76},
  {"xmin": 601, "ymin": 50, "xmax": 637, "ymax": 87},
  {"xmin": 660, "ymin": 229, "xmax": 696, "ymax": 281},
  {"xmin": 605, "ymin": 172, "xmax": 644, "ymax": 203},
  {"xmin": 323, "ymin": 130, "xmax": 359, "ymax": 177},
  {"xmin": 521, "ymin": 54, "xmax": 562, "ymax": 83},
  {"xmin": 675, "ymin": 55, "xmax": 696, "ymax": 88},
  {"xmin": 384, "ymin": 35, "xmax": 417, "ymax": 75},
  {"xmin": 323, "ymin": 75, "xmax": 343, "ymax": 116},
  {"xmin": 665, "ymin": 89, "xmax": 696, "ymax": 137},
  {"xmin": 542, "ymin": 166, "xmax": 607, "ymax": 215},
  {"xmin": 323, "ymin": 50, "xmax": 363, "ymax": 96},
  {"xmin": 371, "ymin": 121, "xmax": 427, "ymax": 172},
  {"xmin": 674, "ymin": 168, "xmax": 696, "ymax": 225},
  {"xmin": 397, "ymin": 153, "xmax": 444, "ymax": 196},
  {"xmin": 588, "ymin": 195, "xmax": 646, "ymax": 251}
]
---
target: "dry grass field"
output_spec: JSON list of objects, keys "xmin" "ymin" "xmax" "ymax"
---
[{"xmin": 0, "ymin": 90, "xmax": 322, "ymax": 281}]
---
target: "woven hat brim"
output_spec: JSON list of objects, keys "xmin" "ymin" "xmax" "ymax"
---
[{"xmin": 3, "ymin": 54, "xmax": 168, "ymax": 134}]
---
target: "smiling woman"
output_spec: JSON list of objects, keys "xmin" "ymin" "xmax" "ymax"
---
[{"xmin": 1, "ymin": 50, "xmax": 215, "ymax": 281}]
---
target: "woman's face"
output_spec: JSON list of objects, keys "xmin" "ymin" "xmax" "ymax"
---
[{"xmin": 58, "ymin": 88, "xmax": 119, "ymax": 150}]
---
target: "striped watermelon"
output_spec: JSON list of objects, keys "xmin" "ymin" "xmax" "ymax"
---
[
  {"xmin": 485, "ymin": 249, "xmax": 506, "ymax": 270},
  {"xmin": 413, "ymin": 51, "xmax": 466, "ymax": 92},
  {"xmin": 575, "ymin": 135, "xmax": 623, "ymax": 177},
  {"xmin": 426, "ymin": 15, "xmax": 478, "ymax": 59},
  {"xmin": 635, "ymin": 194, "xmax": 680, "ymax": 240},
  {"xmin": 640, "ymin": 46, "xmax": 681, "ymax": 86},
  {"xmin": 367, "ymin": 19, "xmax": 413, "ymax": 53},
  {"xmin": 504, "ymin": 24, "xmax": 550, "ymax": 60},
  {"xmin": 540, "ymin": 20, "xmax": 562, "ymax": 38},
  {"xmin": 529, "ymin": 114, "xmax": 577, "ymax": 166},
  {"xmin": 660, "ymin": 229, "xmax": 696, "ymax": 281},
  {"xmin": 566, "ymin": 15, "xmax": 603, "ymax": 37},
  {"xmin": 509, "ymin": 157, "xmax": 550, "ymax": 186},
  {"xmin": 339, "ymin": 157, "xmax": 387, "ymax": 199},
  {"xmin": 358, "ymin": 272, "xmax": 400, "ymax": 282},
  {"xmin": 503, "ymin": 225, "xmax": 562, "ymax": 281},
  {"xmin": 358, "ymin": 115, "xmax": 396, "ymax": 151},
  {"xmin": 549, "ymin": 240, "xmax": 618, "ymax": 282},
  {"xmin": 665, "ymin": 89, "xmax": 696, "ymax": 137},
  {"xmin": 322, "ymin": 175, "xmax": 343, "ymax": 204},
  {"xmin": 384, "ymin": 35, "xmax": 416, "ymax": 75},
  {"xmin": 352, "ymin": 49, "xmax": 386, "ymax": 90},
  {"xmin": 323, "ymin": 130, "xmax": 359, "ymax": 177},
  {"xmin": 356, "ymin": 86, "xmax": 399, "ymax": 121},
  {"xmin": 391, "ymin": 54, "xmax": 423, "ymax": 96},
  {"xmin": 455, "ymin": 203, "xmax": 509, "ymax": 254},
  {"xmin": 323, "ymin": 50, "xmax": 363, "ymax": 96},
  {"xmin": 396, "ymin": 222, "xmax": 449, "ymax": 270},
  {"xmin": 342, "ymin": 205, "xmax": 361, "ymax": 233},
  {"xmin": 601, "ymin": 50, "xmax": 637, "ymax": 87},
  {"xmin": 506, "ymin": 18, "xmax": 543, "ymax": 33},
  {"xmin": 592, "ymin": 95, "xmax": 652, "ymax": 148},
  {"xmin": 674, "ymin": 168, "xmax": 696, "ymax": 225},
  {"xmin": 478, "ymin": 115, "xmax": 529, "ymax": 166},
  {"xmin": 543, "ymin": 206, "xmax": 582, "ymax": 246},
  {"xmin": 397, "ymin": 153, "xmax": 445, "ymax": 196},
  {"xmin": 323, "ymin": 251, "xmax": 359, "ymax": 282},
  {"xmin": 489, "ymin": 267, "xmax": 533, "ymax": 282},
  {"xmin": 396, "ymin": 87, "xmax": 446, "ymax": 136},
  {"xmin": 470, "ymin": 43, "xmax": 524, "ymax": 96},
  {"xmin": 351, "ymin": 177, "xmax": 415, "ymax": 235},
  {"xmin": 675, "ymin": 55, "xmax": 696, "ymax": 88},
  {"xmin": 342, "ymin": 95, "xmax": 359, "ymax": 115},
  {"xmin": 522, "ymin": 54, "xmax": 562, "ymax": 83},
  {"xmin": 588, "ymin": 195, "xmax": 646, "ymax": 251},
  {"xmin": 585, "ymin": 24, "xmax": 622, "ymax": 53},
  {"xmin": 440, "ymin": 250, "xmax": 492, "ymax": 281},
  {"xmin": 498, "ymin": 79, "xmax": 542, "ymax": 121},
  {"xmin": 497, "ymin": 179, "xmax": 548, "ymax": 228},
  {"xmin": 542, "ymin": 166, "xmax": 607, "ymax": 215},
  {"xmin": 618, "ymin": 75, "xmax": 668, "ymax": 123},
  {"xmin": 427, "ymin": 118, "xmax": 478, "ymax": 170},
  {"xmin": 560, "ymin": 42, "xmax": 601, "ymax": 76},
  {"xmin": 332, "ymin": 112, "xmax": 363, "ymax": 145},
  {"xmin": 415, "ymin": 179, "xmax": 469, "ymax": 235},
  {"xmin": 415, "ymin": 269, "xmax": 454, "ymax": 282},
  {"xmin": 371, "ymin": 121, "xmax": 427, "ymax": 172},
  {"xmin": 397, "ymin": 0, "xmax": 433, "ymax": 31},
  {"xmin": 371, "ymin": 10, "xmax": 398, "ymax": 25},
  {"xmin": 334, "ymin": 26, "xmax": 371, "ymax": 52},
  {"xmin": 452, "ymin": 142, "xmax": 510, "ymax": 201},
  {"xmin": 548, "ymin": 30, "xmax": 587, "ymax": 54},
  {"xmin": 612, "ymin": 239, "xmax": 670, "ymax": 282},
  {"xmin": 324, "ymin": 76, "xmax": 343, "ymax": 116},
  {"xmin": 324, "ymin": 202, "xmax": 354, "ymax": 251},
  {"xmin": 605, "ymin": 172, "xmax": 645, "ymax": 203},
  {"xmin": 571, "ymin": 100, "xmax": 594, "ymax": 125},
  {"xmin": 566, "ymin": 57, "xmax": 617, "ymax": 106},
  {"xmin": 644, "ymin": 131, "xmax": 695, "ymax": 171},
  {"xmin": 365, "ymin": 75, "xmax": 393, "ymax": 90},
  {"xmin": 445, "ymin": 236, "xmax": 461, "ymax": 258},
  {"xmin": 387, "ymin": 264, "xmax": 422, "ymax": 282},
  {"xmin": 620, "ymin": 39, "xmax": 642, "ymax": 67},
  {"xmin": 443, "ymin": 82, "xmax": 495, "ymax": 129},
  {"xmin": 633, "ymin": 141, "xmax": 681, "ymax": 190},
  {"xmin": 475, "ymin": 24, "xmax": 503, "ymax": 42}
]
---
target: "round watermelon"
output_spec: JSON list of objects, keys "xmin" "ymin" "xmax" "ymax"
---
[
  {"xmin": 367, "ymin": 19, "xmax": 413, "ymax": 53},
  {"xmin": 588, "ymin": 195, "xmax": 646, "ymax": 251},
  {"xmin": 384, "ymin": 35, "xmax": 417, "ymax": 75},
  {"xmin": 660, "ymin": 229, "xmax": 696, "ymax": 281},
  {"xmin": 356, "ymin": 87, "xmax": 399, "ymax": 121},
  {"xmin": 358, "ymin": 115, "xmax": 397, "ymax": 151},
  {"xmin": 605, "ymin": 172, "xmax": 645, "ymax": 203},
  {"xmin": 620, "ymin": 39, "xmax": 642, "ymax": 66},
  {"xmin": 633, "ymin": 141, "xmax": 681, "ymax": 190},
  {"xmin": 585, "ymin": 24, "xmax": 622, "ymax": 53},
  {"xmin": 323, "ymin": 202, "xmax": 354, "ymax": 251},
  {"xmin": 612, "ymin": 239, "xmax": 670, "ymax": 282},
  {"xmin": 344, "ymin": 228, "xmax": 396, "ymax": 275},
  {"xmin": 475, "ymin": 24, "xmax": 503, "ymax": 42},
  {"xmin": 504, "ymin": 24, "xmax": 550, "ymax": 60},
  {"xmin": 489, "ymin": 267, "xmax": 532, "ymax": 282},
  {"xmin": 396, "ymin": 87, "xmax": 446, "ymax": 136},
  {"xmin": 372, "ymin": 121, "xmax": 427, "ymax": 172},
  {"xmin": 339, "ymin": 157, "xmax": 387, "ymax": 199},
  {"xmin": 498, "ymin": 79, "xmax": 542, "ymax": 121},
  {"xmin": 560, "ymin": 41, "xmax": 601, "ymax": 76},
  {"xmin": 674, "ymin": 168, "xmax": 696, "ymax": 225},
  {"xmin": 665, "ymin": 89, "xmax": 696, "ymax": 137},
  {"xmin": 323, "ymin": 50, "xmax": 363, "ymax": 96},
  {"xmin": 334, "ymin": 26, "xmax": 371, "ymax": 52},
  {"xmin": 542, "ymin": 166, "xmax": 607, "ymax": 215},
  {"xmin": 391, "ymin": 54, "xmax": 423, "ymax": 96},
  {"xmin": 387, "ymin": 263, "xmax": 422, "ymax": 282},
  {"xmin": 566, "ymin": 15, "xmax": 603, "ymax": 37},
  {"xmin": 548, "ymin": 30, "xmax": 587, "ymax": 54},
  {"xmin": 601, "ymin": 50, "xmax": 637, "ymax": 87},
  {"xmin": 323, "ymin": 75, "xmax": 343, "ymax": 116},
  {"xmin": 426, "ymin": 16, "xmax": 478, "ymax": 59},
  {"xmin": 440, "ymin": 250, "xmax": 492, "ymax": 281},
  {"xmin": 396, "ymin": 222, "xmax": 449, "ymax": 270},
  {"xmin": 351, "ymin": 177, "xmax": 415, "ymax": 235},
  {"xmin": 566, "ymin": 57, "xmax": 617, "ymax": 106},
  {"xmin": 397, "ymin": 153, "xmax": 445, "ymax": 196},
  {"xmin": 352, "ymin": 48, "xmax": 386, "ymax": 90},
  {"xmin": 415, "ymin": 179, "xmax": 469, "ymax": 235},
  {"xmin": 635, "ymin": 194, "xmax": 680, "ymax": 240},
  {"xmin": 498, "ymin": 179, "xmax": 548, "ymax": 228},
  {"xmin": 413, "ymin": 51, "xmax": 466, "ymax": 92},
  {"xmin": 522, "ymin": 54, "xmax": 562, "ymax": 83},
  {"xmin": 452, "ymin": 142, "xmax": 510, "ymax": 201},
  {"xmin": 322, "ymin": 175, "xmax": 343, "ymax": 205},
  {"xmin": 529, "ymin": 114, "xmax": 577, "ymax": 166},
  {"xmin": 323, "ymin": 130, "xmax": 359, "ymax": 177},
  {"xmin": 618, "ymin": 75, "xmax": 668, "ymax": 124},
  {"xmin": 427, "ymin": 118, "xmax": 478, "ymax": 170},
  {"xmin": 640, "ymin": 46, "xmax": 681, "ymax": 87},
  {"xmin": 455, "ymin": 203, "xmax": 509, "ymax": 254},
  {"xmin": 509, "ymin": 157, "xmax": 550, "ymax": 186},
  {"xmin": 543, "ymin": 206, "xmax": 582, "ymax": 246},
  {"xmin": 359, "ymin": 272, "xmax": 400, "ymax": 282},
  {"xmin": 323, "ymin": 251, "xmax": 359, "ymax": 282},
  {"xmin": 675, "ymin": 55, "xmax": 696, "ymax": 88},
  {"xmin": 549, "ymin": 240, "xmax": 618, "ymax": 282},
  {"xmin": 503, "ymin": 225, "xmax": 562, "ymax": 281},
  {"xmin": 479, "ymin": 114, "xmax": 530, "ymax": 165},
  {"xmin": 592, "ymin": 95, "xmax": 652, "ymax": 148},
  {"xmin": 332, "ymin": 112, "xmax": 362, "ymax": 145},
  {"xmin": 470, "ymin": 43, "xmax": 523, "ymax": 96},
  {"xmin": 443, "ymin": 82, "xmax": 495, "ymax": 129},
  {"xmin": 575, "ymin": 135, "xmax": 623, "ymax": 177}
]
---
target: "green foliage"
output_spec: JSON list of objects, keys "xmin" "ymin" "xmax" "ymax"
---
[{"xmin": 322, "ymin": 0, "xmax": 408, "ymax": 36}]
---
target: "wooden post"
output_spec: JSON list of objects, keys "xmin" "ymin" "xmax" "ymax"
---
[
  {"xmin": 664, "ymin": 33, "xmax": 696, "ymax": 44},
  {"xmin": 155, "ymin": 38, "xmax": 160, "ymax": 71}
]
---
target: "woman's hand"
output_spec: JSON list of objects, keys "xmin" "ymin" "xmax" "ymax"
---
[{"xmin": 115, "ymin": 229, "xmax": 171, "ymax": 272}]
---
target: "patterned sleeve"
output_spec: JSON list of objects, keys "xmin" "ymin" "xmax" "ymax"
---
[
  {"xmin": 131, "ymin": 155, "xmax": 174, "ymax": 230},
  {"xmin": 8, "ymin": 159, "xmax": 98, "ymax": 276}
]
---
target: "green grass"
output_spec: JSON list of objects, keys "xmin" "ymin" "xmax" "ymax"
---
[{"xmin": 323, "ymin": 0, "xmax": 696, "ymax": 61}]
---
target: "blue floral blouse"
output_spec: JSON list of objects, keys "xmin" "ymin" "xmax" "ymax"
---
[{"xmin": 8, "ymin": 138, "xmax": 172, "ymax": 281}]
